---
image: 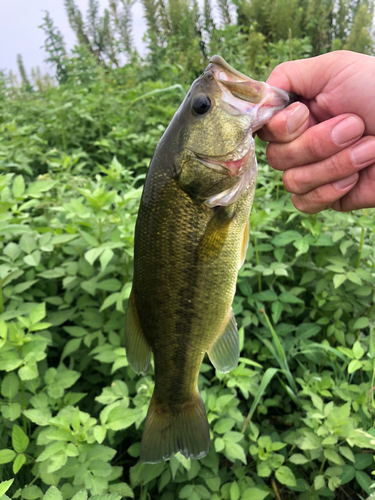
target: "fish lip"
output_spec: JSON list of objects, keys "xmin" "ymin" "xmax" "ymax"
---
[{"xmin": 209, "ymin": 55, "xmax": 253, "ymax": 82}]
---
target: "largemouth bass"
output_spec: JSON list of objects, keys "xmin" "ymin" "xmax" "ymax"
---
[{"xmin": 125, "ymin": 56, "xmax": 294, "ymax": 463}]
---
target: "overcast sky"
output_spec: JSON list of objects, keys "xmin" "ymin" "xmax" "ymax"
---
[{"xmin": 0, "ymin": 0, "xmax": 147, "ymax": 77}]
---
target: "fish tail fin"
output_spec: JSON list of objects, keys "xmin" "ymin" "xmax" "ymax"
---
[{"xmin": 140, "ymin": 392, "xmax": 210, "ymax": 464}]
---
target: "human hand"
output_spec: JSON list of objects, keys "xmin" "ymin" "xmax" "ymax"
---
[{"xmin": 258, "ymin": 50, "xmax": 375, "ymax": 213}]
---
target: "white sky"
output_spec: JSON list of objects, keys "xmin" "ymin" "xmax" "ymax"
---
[{"xmin": 0, "ymin": 0, "xmax": 147, "ymax": 76}]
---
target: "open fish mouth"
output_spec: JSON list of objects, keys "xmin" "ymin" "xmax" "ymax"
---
[
  {"xmin": 208, "ymin": 55, "xmax": 294, "ymax": 132},
  {"xmin": 194, "ymin": 57, "xmax": 296, "ymax": 208}
]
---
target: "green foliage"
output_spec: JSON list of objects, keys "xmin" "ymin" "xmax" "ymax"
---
[{"xmin": 1, "ymin": 3, "xmax": 375, "ymax": 498}]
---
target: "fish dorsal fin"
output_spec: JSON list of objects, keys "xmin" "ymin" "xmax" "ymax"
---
[
  {"xmin": 197, "ymin": 207, "xmax": 233, "ymax": 262},
  {"xmin": 125, "ymin": 291, "xmax": 152, "ymax": 374},
  {"xmin": 239, "ymin": 219, "xmax": 250, "ymax": 269},
  {"xmin": 207, "ymin": 308, "xmax": 239, "ymax": 373}
]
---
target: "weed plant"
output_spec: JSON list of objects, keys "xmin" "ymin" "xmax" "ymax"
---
[{"xmin": 0, "ymin": 39, "xmax": 375, "ymax": 500}]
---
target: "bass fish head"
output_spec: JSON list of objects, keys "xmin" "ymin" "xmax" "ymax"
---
[{"xmin": 171, "ymin": 55, "xmax": 293, "ymax": 207}]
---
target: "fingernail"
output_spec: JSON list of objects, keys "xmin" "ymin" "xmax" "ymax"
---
[
  {"xmin": 351, "ymin": 139, "xmax": 375, "ymax": 166},
  {"xmin": 332, "ymin": 117, "xmax": 362, "ymax": 145},
  {"xmin": 334, "ymin": 173, "xmax": 358, "ymax": 190},
  {"xmin": 287, "ymin": 104, "xmax": 309, "ymax": 134}
]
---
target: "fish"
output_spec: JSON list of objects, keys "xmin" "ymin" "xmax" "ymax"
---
[{"xmin": 125, "ymin": 56, "xmax": 294, "ymax": 464}]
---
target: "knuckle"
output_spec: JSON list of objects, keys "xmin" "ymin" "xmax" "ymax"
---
[
  {"xmin": 307, "ymin": 131, "xmax": 325, "ymax": 160},
  {"xmin": 282, "ymin": 170, "xmax": 298, "ymax": 193},
  {"xmin": 326, "ymin": 153, "xmax": 345, "ymax": 178},
  {"xmin": 266, "ymin": 144, "xmax": 280, "ymax": 169}
]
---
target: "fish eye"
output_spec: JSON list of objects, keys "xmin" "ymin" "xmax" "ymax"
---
[{"xmin": 192, "ymin": 95, "xmax": 211, "ymax": 115}]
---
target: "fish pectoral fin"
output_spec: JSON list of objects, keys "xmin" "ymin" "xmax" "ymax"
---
[
  {"xmin": 125, "ymin": 291, "xmax": 151, "ymax": 375},
  {"xmin": 239, "ymin": 219, "xmax": 250, "ymax": 269},
  {"xmin": 140, "ymin": 392, "xmax": 210, "ymax": 463},
  {"xmin": 207, "ymin": 308, "xmax": 239, "ymax": 373},
  {"xmin": 197, "ymin": 207, "xmax": 234, "ymax": 262}
]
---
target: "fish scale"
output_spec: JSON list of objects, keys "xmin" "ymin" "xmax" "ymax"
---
[{"xmin": 125, "ymin": 56, "xmax": 295, "ymax": 463}]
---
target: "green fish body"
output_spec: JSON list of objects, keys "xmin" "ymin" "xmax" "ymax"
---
[{"xmin": 125, "ymin": 56, "xmax": 292, "ymax": 463}]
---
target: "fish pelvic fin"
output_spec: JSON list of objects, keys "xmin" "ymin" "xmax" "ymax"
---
[
  {"xmin": 207, "ymin": 308, "xmax": 239, "ymax": 373},
  {"xmin": 140, "ymin": 392, "xmax": 210, "ymax": 464},
  {"xmin": 125, "ymin": 290, "xmax": 151, "ymax": 375}
]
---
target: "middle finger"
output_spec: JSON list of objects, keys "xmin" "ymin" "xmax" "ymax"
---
[
  {"xmin": 267, "ymin": 114, "xmax": 364, "ymax": 171},
  {"xmin": 282, "ymin": 136, "xmax": 375, "ymax": 195}
]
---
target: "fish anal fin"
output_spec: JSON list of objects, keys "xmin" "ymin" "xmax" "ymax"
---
[
  {"xmin": 140, "ymin": 392, "xmax": 210, "ymax": 463},
  {"xmin": 207, "ymin": 308, "xmax": 239, "ymax": 373},
  {"xmin": 239, "ymin": 219, "xmax": 250, "ymax": 269},
  {"xmin": 197, "ymin": 207, "xmax": 234, "ymax": 262},
  {"xmin": 125, "ymin": 291, "xmax": 151, "ymax": 375}
]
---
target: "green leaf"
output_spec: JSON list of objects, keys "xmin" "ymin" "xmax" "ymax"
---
[
  {"xmin": 214, "ymin": 418, "xmax": 234, "ymax": 434},
  {"xmin": 314, "ymin": 475, "xmax": 325, "ymax": 490},
  {"xmin": 230, "ymin": 481, "xmax": 240, "ymax": 500},
  {"xmin": 352, "ymin": 341, "xmax": 365, "ymax": 359},
  {"xmin": 12, "ymin": 425, "xmax": 29, "ymax": 453},
  {"xmin": 19, "ymin": 234, "xmax": 37, "ymax": 254},
  {"xmin": 275, "ymin": 466, "xmax": 296, "ymax": 487},
  {"xmin": 27, "ymin": 180, "xmax": 57, "ymax": 197},
  {"xmin": 3, "ymin": 242, "xmax": 21, "ymax": 261},
  {"xmin": 1, "ymin": 372, "xmax": 19, "ymax": 399},
  {"xmin": 179, "ymin": 485, "xmax": 193, "ymax": 499},
  {"xmin": 29, "ymin": 303, "xmax": 46, "ymax": 325},
  {"xmin": 0, "ymin": 449, "xmax": 16, "ymax": 464},
  {"xmin": 85, "ymin": 247, "xmax": 104, "ymax": 265},
  {"xmin": 12, "ymin": 175, "xmax": 25, "ymax": 198},
  {"xmin": 0, "ymin": 479, "xmax": 14, "ymax": 497},
  {"xmin": 21, "ymin": 485, "xmax": 44, "ymax": 499},
  {"xmin": 278, "ymin": 292, "xmax": 304, "ymax": 304},
  {"xmin": 23, "ymin": 408, "xmax": 51, "ymax": 426},
  {"xmin": 61, "ymin": 338, "xmax": 82, "ymax": 360},
  {"xmin": 289, "ymin": 453, "xmax": 309, "ymax": 464},
  {"xmin": 353, "ymin": 317, "xmax": 369, "ymax": 330},
  {"xmin": 272, "ymin": 231, "xmax": 301, "ymax": 246},
  {"xmin": 354, "ymin": 453, "xmax": 374, "ymax": 470},
  {"xmin": 347, "ymin": 271, "xmax": 362, "ymax": 285},
  {"xmin": 324, "ymin": 449, "xmax": 344, "ymax": 465},
  {"xmin": 243, "ymin": 367, "xmax": 279, "ymax": 426},
  {"xmin": 93, "ymin": 425, "xmax": 107, "ymax": 444},
  {"xmin": 71, "ymin": 491, "xmax": 88, "ymax": 500},
  {"xmin": 224, "ymin": 441, "xmax": 246, "ymax": 464},
  {"xmin": 271, "ymin": 300, "xmax": 283, "ymax": 323},
  {"xmin": 241, "ymin": 488, "xmax": 269, "ymax": 500},
  {"xmin": 339, "ymin": 465, "xmax": 356, "ymax": 485},
  {"xmin": 100, "ymin": 293, "xmax": 120, "ymax": 312},
  {"xmin": 23, "ymin": 251, "xmax": 41, "ymax": 267},
  {"xmin": 355, "ymin": 470, "xmax": 374, "ymax": 495},
  {"xmin": 13, "ymin": 453, "xmax": 26, "ymax": 474},
  {"xmin": 80, "ymin": 230, "xmax": 99, "ymax": 247},
  {"xmin": 333, "ymin": 274, "xmax": 346, "ymax": 288},
  {"xmin": 43, "ymin": 486, "xmax": 63, "ymax": 500},
  {"xmin": 1, "ymin": 403, "xmax": 21, "ymax": 421},
  {"xmin": 348, "ymin": 359, "xmax": 362, "ymax": 374},
  {"xmin": 339, "ymin": 447, "xmax": 355, "ymax": 463}
]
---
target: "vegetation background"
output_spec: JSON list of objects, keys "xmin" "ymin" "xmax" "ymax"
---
[{"xmin": 1, "ymin": 0, "xmax": 375, "ymax": 499}]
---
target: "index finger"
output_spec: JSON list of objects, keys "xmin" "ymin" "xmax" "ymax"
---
[{"xmin": 257, "ymin": 102, "xmax": 311, "ymax": 143}]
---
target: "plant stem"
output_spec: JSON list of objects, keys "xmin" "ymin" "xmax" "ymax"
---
[
  {"xmin": 20, "ymin": 380, "xmax": 27, "ymax": 432},
  {"xmin": 271, "ymin": 477, "xmax": 281, "ymax": 500},
  {"xmin": 0, "ymin": 282, "xmax": 3, "ymax": 314},
  {"xmin": 318, "ymin": 456, "xmax": 326, "ymax": 475},
  {"xmin": 254, "ymin": 235, "xmax": 261, "ymax": 292},
  {"xmin": 356, "ymin": 226, "xmax": 365, "ymax": 268}
]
